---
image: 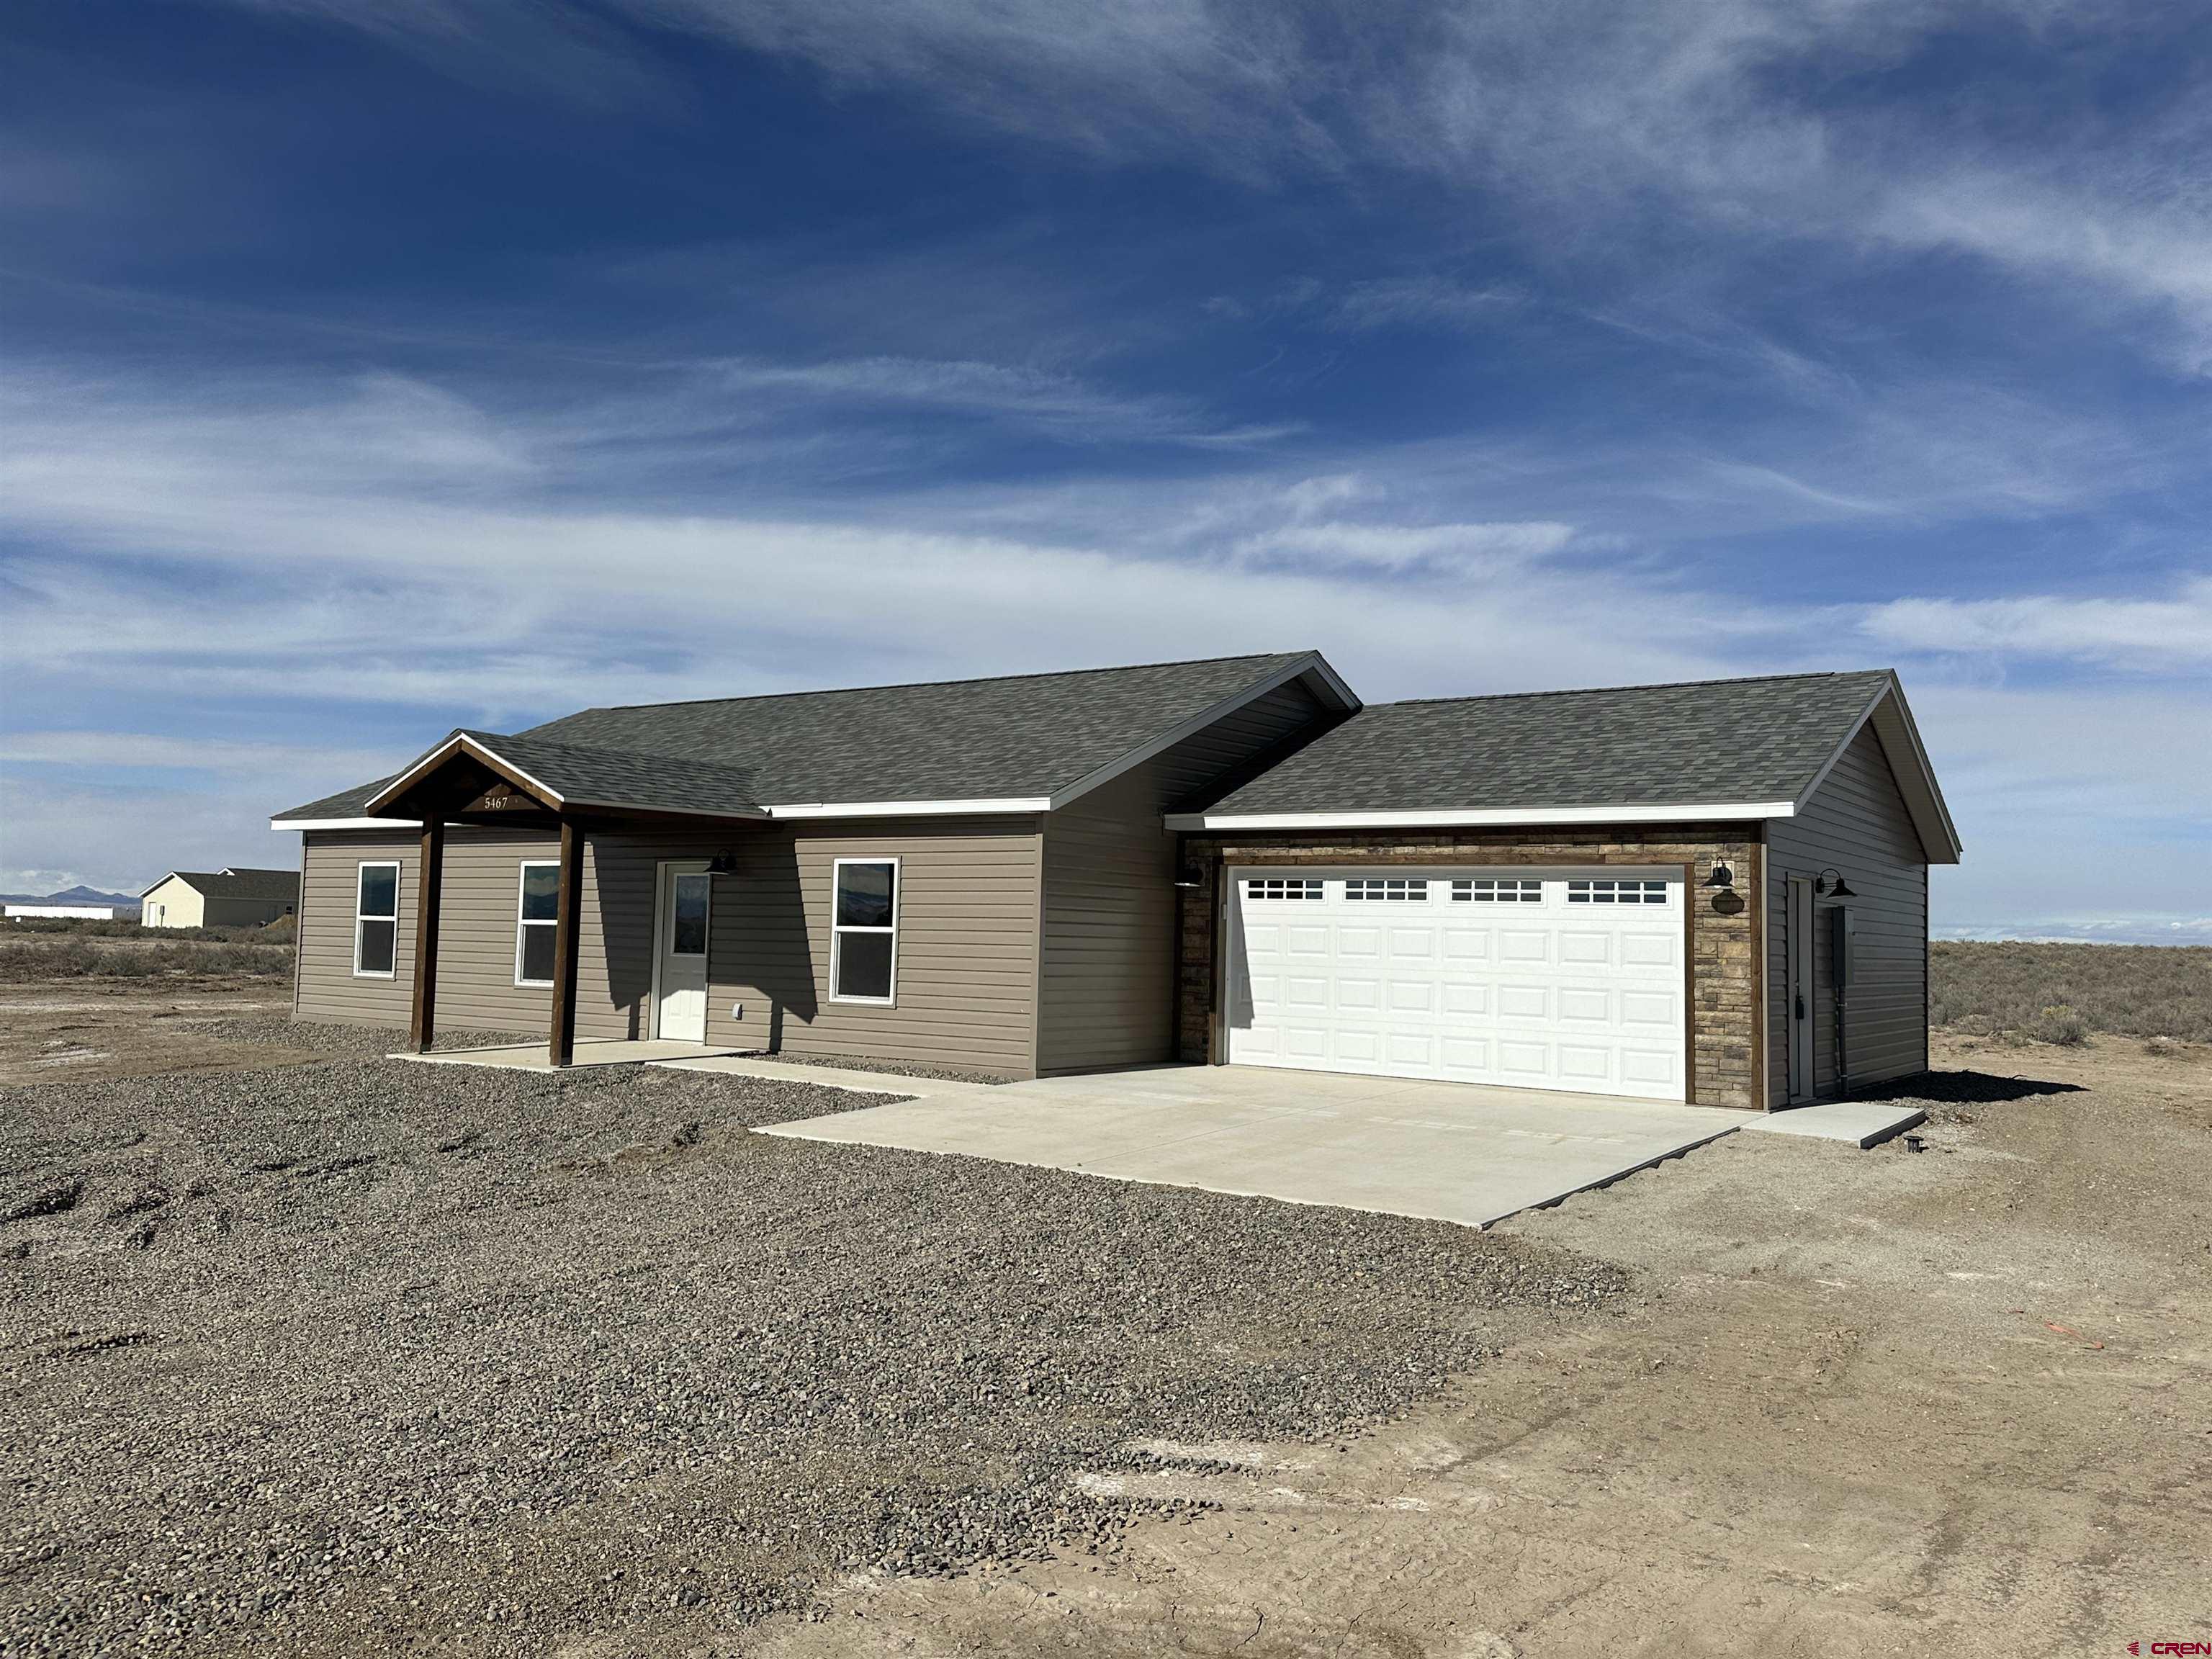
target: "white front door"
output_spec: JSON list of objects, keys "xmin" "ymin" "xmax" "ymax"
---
[
  {"xmin": 1225, "ymin": 868, "xmax": 1687, "ymax": 1102},
  {"xmin": 652, "ymin": 860, "xmax": 712, "ymax": 1043}
]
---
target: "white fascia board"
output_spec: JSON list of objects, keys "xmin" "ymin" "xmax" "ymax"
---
[
  {"xmin": 1163, "ymin": 801, "xmax": 1798, "ymax": 832},
  {"xmin": 763, "ymin": 798, "xmax": 1052, "ymax": 819},
  {"xmin": 1046, "ymin": 652, "xmax": 1360, "ymax": 814},
  {"xmin": 271, "ymin": 816, "xmax": 423, "ymax": 832},
  {"xmin": 564, "ymin": 797, "xmax": 769, "ymax": 822},
  {"xmin": 1787, "ymin": 677, "xmax": 1964, "ymax": 864}
]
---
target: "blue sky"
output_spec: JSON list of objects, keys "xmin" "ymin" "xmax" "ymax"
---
[{"xmin": 1, "ymin": 0, "xmax": 2206, "ymax": 939}]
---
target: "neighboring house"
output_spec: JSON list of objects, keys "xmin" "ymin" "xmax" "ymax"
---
[
  {"xmin": 271, "ymin": 652, "xmax": 1959, "ymax": 1109},
  {"xmin": 4, "ymin": 904, "xmax": 117, "ymax": 920},
  {"xmin": 139, "ymin": 867, "xmax": 300, "ymax": 930}
]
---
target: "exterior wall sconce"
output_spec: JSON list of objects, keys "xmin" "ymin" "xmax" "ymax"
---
[
  {"xmin": 1174, "ymin": 865, "xmax": 1207, "ymax": 889},
  {"xmin": 1702, "ymin": 863, "xmax": 1735, "ymax": 890},
  {"xmin": 1815, "ymin": 867, "xmax": 1855, "ymax": 899},
  {"xmin": 707, "ymin": 850, "xmax": 737, "ymax": 876}
]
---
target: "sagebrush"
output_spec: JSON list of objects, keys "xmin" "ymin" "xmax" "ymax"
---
[
  {"xmin": 1933, "ymin": 942, "xmax": 2211, "ymax": 1043},
  {"xmin": 0, "ymin": 938, "xmax": 292, "ymax": 982}
]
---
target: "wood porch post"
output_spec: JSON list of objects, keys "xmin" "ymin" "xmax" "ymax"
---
[
  {"xmin": 548, "ymin": 818, "xmax": 583, "ymax": 1067},
  {"xmin": 409, "ymin": 818, "xmax": 444, "ymax": 1053}
]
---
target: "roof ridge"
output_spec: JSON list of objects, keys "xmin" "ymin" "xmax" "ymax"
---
[
  {"xmin": 552, "ymin": 651, "xmax": 1314, "ymax": 719},
  {"xmin": 1369, "ymin": 667, "xmax": 1893, "ymax": 711}
]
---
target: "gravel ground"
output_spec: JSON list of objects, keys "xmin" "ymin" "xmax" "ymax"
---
[
  {"xmin": 175, "ymin": 1014, "xmax": 544, "ymax": 1059},
  {"xmin": 0, "ymin": 1056, "xmax": 1624, "ymax": 1658}
]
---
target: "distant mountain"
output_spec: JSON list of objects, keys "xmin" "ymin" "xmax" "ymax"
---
[{"xmin": 1, "ymin": 886, "xmax": 143, "ymax": 912}]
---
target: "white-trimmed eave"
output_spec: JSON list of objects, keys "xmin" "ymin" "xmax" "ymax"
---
[
  {"xmin": 1043, "ymin": 650, "xmax": 1359, "ymax": 814},
  {"xmin": 1787, "ymin": 676, "xmax": 1964, "ymax": 864},
  {"xmin": 274, "ymin": 797, "xmax": 1046, "ymax": 831},
  {"xmin": 761, "ymin": 797, "xmax": 1053, "ymax": 819},
  {"xmin": 272, "ymin": 814, "xmax": 422, "ymax": 832},
  {"xmin": 1162, "ymin": 801, "xmax": 1800, "ymax": 832},
  {"xmin": 362, "ymin": 732, "xmax": 567, "ymax": 817}
]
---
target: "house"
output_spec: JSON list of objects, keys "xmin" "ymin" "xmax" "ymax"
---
[
  {"xmin": 271, "ymin": 652, "xmax": 1959, "ymax": 1110},
  {"xmin": 139, "ymin": 868, "xmax": 300, "ymax": 930}
]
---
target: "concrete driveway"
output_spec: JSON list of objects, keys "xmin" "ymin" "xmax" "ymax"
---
[{"xmin": 697, "ymin": 1061, "xmax": 1748, "ymax": 1228}]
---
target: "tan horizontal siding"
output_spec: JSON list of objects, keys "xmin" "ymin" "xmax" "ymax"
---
[
  {"xmin": 1038, "ymin": 679, "xmax": 1335, "ymax": 1073},
  {"xmin": 298, "ymin": 819, "xmax": 1046, "ymax": 1071},
  {"xmin": 1767, "ymin": 722, "xmax": 1931, "ymax": 1100},
  {"xmin": 296, "ymin": 832, "xmax": 418, "ymax": 1028}
]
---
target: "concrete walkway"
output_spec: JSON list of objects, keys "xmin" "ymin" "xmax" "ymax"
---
[
  {"xmin": 726, "ymin": 1063, "xmax": 1748, "ymax": 1229},
  {"xmin": 397, "ymin": 1038, "xmax": 742, "ymax": 1071},
  {"xmin": 1742, "ymin": 1098, "xmax": 1927, "ymax": 1148}
]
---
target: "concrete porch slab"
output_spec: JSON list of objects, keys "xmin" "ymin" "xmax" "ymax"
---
[
  {"xmin": 751, "ymin": 1064, "xmax": 1747, "ymax": 1229},
  {"xmin": 1742, "ymin": 1100, "xmax": 1928, "ymax": 1148},
  {"xmin": 394, "ymin": 1039, "xmax": 742, "ymax": 1071},
  {"xmin": 656, "ymin": 1053, "xmax": 984, "ymax": 1097}
]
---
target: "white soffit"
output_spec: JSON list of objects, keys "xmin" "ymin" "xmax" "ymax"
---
[{"xmin": 1164, "ymin": 801, "xmax": 1799, "ymax": 832}]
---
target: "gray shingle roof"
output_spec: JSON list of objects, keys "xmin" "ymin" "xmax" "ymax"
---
[
  {"xmin": 1196, "ymin": 670, "xmax": 1896, "ymax": 815},
  {"xmin": 274, "ymin": 653, "xmax": 1323, "ymax": 822},
  {"xmin": 151, "ymin": 868, "xmax": 300, "ymax": 902},
  {"xmin": 454, "ymin": 729, "xmax": 764, "ymax": 817}
]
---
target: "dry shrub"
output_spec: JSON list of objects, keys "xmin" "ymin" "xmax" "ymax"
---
[
  {"xmin": 2026, "ymin": 1004, "xmax": 2087, "ymax": 1046},
  {"xmin": 0, "ymin": 938, "xmax": 292, "ymax": 982},
  {"xmin": 1933, "ymin": 941, "xmax": 2211, "ymax": 1043}
]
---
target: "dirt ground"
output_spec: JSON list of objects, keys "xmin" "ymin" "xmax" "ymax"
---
[
  {"xmin": 4, "ymin": 984, "xmax": 2207, "ymax": 1655},
  {"xmin": 0, "ymin": 980, "xmax": 318, "ymax": 1087},
  {"xmin": 745, "ymin": 1032, "xmax": 2212, "ymax": 1659}
]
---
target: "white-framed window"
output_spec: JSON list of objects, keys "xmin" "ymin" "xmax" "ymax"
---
[
  {"xmin": 1452, "ymin": 878, "xmax": 1542, "ymax": 903},
  {"xmin": 353, "ymin": 862, "xmax": 400, "ymax": 977},
  {"xmin": 1567, "ymin": 878, "xmax": 1670, "ymax": 905},
  {"xmin": 1244, "ymin": 878, "xmax": 1323, "ymax": 901},
  {"xmin": 514, "ymin": 860, "xmax": 559, "ymax": 986},
  {"xmin": 830, "ymin": 858, "xmax": 899, "ymax": 1004},
  {"xmin": 1344, "ymin": 878, "xmax": 1429, "ymax": 901}
]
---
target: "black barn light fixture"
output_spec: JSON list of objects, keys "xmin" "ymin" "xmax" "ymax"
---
[
  {"xmin": 1702, "ymin": 863, "xmax": 1735, "ymax": 890},
  {"xmin": 1814, "ymin": 867, "xmax": 1856, "ymax": 899},
  {"xmin": 707, "ymin": 850, "xmax": 737, "ymax": 876}
]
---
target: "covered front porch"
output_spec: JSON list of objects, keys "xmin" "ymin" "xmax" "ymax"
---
[{"xmin": 372, "ymin": 729, "xmax": 773, "ymax": 1068}]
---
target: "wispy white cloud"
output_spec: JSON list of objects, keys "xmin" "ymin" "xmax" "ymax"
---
[
  {"xmin": 4, "ymin": 358, "xmax": 2205, "ymax": 936},
  {"xmin": 1235, "ymin": 518, "xmax": 1573, "ymax": 575},
  {"xmin": 1862, "ymin": 579, "xmax": 2212, "ymax": 667}
]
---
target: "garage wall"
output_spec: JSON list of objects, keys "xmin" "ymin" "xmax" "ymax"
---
[
  {"xmin": 1036, "ymin": 675, "xmax": 1342, "ymax": 1074},
  {"xmin": 1766, "ymin": 721, "xmax": 1930, "ymax": 1099},
  {"xmin": 1178, "ymin": 826, "xmax": 1763, "ymax": 1110}
]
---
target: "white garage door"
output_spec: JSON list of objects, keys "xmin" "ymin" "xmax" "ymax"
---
[{"xmin": 1225, "ymin": 868, "xmax": 1686, "ymax": 1102}]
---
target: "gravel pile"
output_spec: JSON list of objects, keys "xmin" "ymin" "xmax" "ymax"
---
[
  {"xmin": 175, "ymin": 1015, "xmax": 541, "ymax": 1059},
  {"xmin": 1, "ymin": 1057, "xmax": 1627, "ymax": 1657}
]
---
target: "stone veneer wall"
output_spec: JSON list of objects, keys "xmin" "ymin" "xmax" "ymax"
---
[{"xmin": 1174, "ymin": 826, "xmax": 1764, "ymax": 1111}]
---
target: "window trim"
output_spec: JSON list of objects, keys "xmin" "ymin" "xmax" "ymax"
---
[
  {"xmin": 352, "ymin": 860, "xmax": 400, "ymax": 979},
  {"xmin": 829, "ymin": 855, "xmax": 901, "ymax": 1007},
  {"xmin": 513, "ymin": 859, "xmax": 560, "ymax": 988}
]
